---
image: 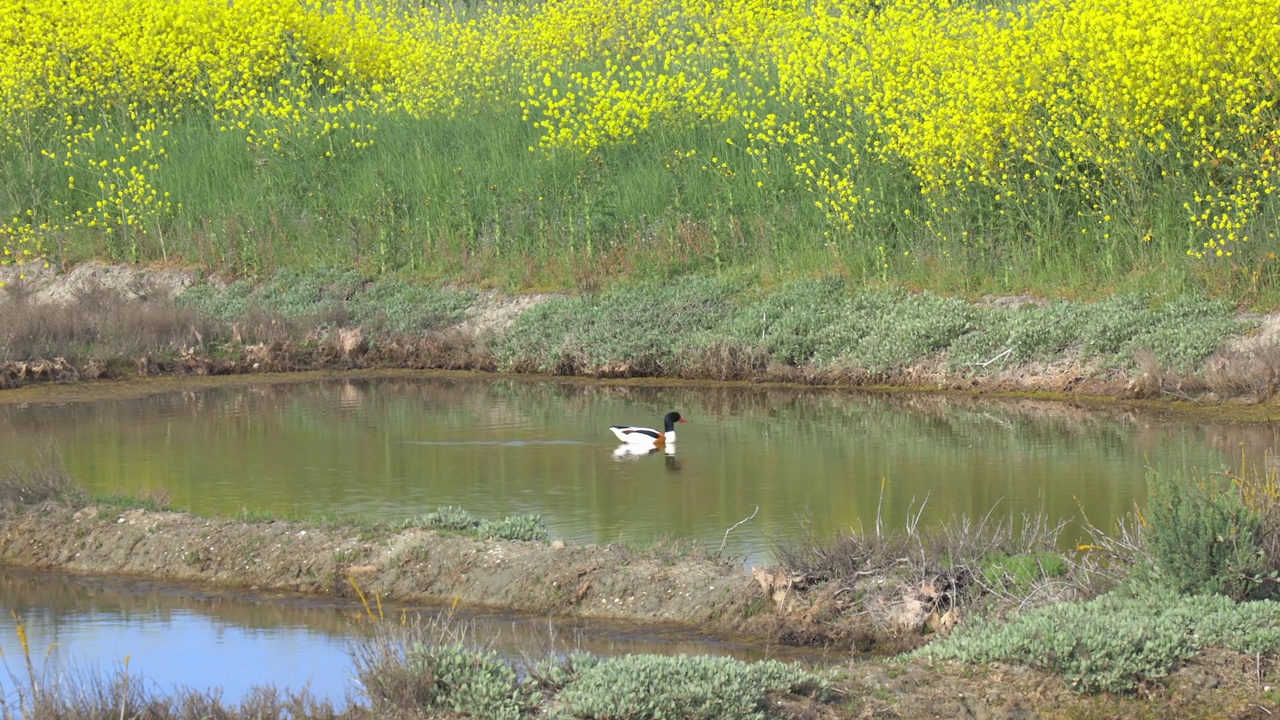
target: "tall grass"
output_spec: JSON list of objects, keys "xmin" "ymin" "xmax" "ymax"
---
[
  {"xmin": 124, "ymin": 113, "xmax": 826, "ymax": 289},
  {"xmin": 1, "ymin": 0, "xmax": 1277, "ymax": 301}
]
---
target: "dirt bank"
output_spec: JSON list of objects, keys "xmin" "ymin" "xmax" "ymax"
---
[
  {"xmin": 4, "ymin": 262, "xmax": 1280, "ymax": 407},
  {"xmin": 0, "ymin": 500, "xmax": 755, "ymax": 629},
  {"xmin": 0, "ymin": 486, "xmax": 1075, "ymax": 654}
]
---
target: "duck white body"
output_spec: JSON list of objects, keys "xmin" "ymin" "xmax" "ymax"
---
[{"xmin": 608, "ymin": 411, "xmax": 686, "ymax": 448}]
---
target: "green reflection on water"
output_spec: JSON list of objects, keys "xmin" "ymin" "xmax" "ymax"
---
[{"xmin": 1, "ymin": 375, "xmax": 1267, "ymax": 560}]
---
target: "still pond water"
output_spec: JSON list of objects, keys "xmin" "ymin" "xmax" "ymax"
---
[{"xmin": 0, "ymin": 372, "xmax": 1274, "ymax": 702}]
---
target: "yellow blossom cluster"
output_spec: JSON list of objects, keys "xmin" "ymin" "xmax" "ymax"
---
[{"xmin": 1, "ymin": 0, "xmax": 1276, "ymax": 266}]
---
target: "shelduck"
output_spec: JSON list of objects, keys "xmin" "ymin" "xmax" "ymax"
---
[{"xmin": 608, "ymin": 411, "xmax": 686, "ymax": 449}]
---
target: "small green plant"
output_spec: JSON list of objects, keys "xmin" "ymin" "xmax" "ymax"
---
[
  {"xmin": 420, "ymin": 506, "xmax": 481, "ymax": 532},
  {"xmin": 403, "ymin": 507, "xmax": 549, "ymax": 543},
  {"xmin": 92, "ymin": 489, "xmax": 174, "ymax": 512},
  {"xmin": 553, "ymin": 654, "xmax": 829, "ymax": 720},
  {"xmin": 1143, "ymin": 468, "xmax": 1267, "ymax": 600},
  {"xmin": 977, "ymin": 551, "xmax": 1069, "ymax": 593},
  {"xmin": 477, "ymin": 514, "xmax": 549, "ymax": 542}
]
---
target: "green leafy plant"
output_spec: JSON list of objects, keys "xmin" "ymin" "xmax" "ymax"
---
[
  {"xmin": 1143, "ymin": 468, "xmax": 1268, "ymax": 600},
  {"xmin": 553, "ymin": 654, "xmax": 829, "ymax": 720},
  {"xmin": 477, "ymin": 514, "xmax": 549, "ymax": 542}
]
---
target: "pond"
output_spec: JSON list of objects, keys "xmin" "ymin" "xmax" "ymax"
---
[
  {"xmin": 1, "ymin": 372, "xmax": 1273, "ymax": 703},
  {"xmin": 1, "ymin": 373, "xmax": 1268, "ymax": 560}
]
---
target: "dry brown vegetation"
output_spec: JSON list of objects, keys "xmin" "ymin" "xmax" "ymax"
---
[
  {"xmin": 0, "ymin": 283, "xmax": 216, "ymax": 364},
  {"xmin": 0, "ymin": 452, "xmax": 86, "ymax": 507},
  {"xmin": 762, "ymin": 507, "xmax": 1100, "ymax": 652}
]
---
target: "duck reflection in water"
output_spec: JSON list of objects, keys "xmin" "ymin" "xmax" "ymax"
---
[{"xmin": 611, "ymin": 444, "xmax": 681, "ymax": 472}]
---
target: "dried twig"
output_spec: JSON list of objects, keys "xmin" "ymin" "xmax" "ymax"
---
[{"xmin": 719, "ymin": 505, "xmax": 760, "ymax": 556}]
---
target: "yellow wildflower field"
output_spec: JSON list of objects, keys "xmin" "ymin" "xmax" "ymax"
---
[{"xmin": 0, "ymin": 0, "xmax": 1275, "ymax": 290}]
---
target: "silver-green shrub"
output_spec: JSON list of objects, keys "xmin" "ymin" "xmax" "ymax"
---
[
  {"xmin": 918, "ymin": 589, "xmax": 1280, "ymax": 693},
  {"xmin": 178, "ymin": 267, "xmax": 475, "ymax": 333},
  {"xmin": 422, "ymin": 505, "xmax": 481, "ymax": 531},
  {"xmin": 407, "ymin": 642, "xmax": 527, "ymax": 720},
  {"xmin": 1143, "ymin": 468, "xmax": 1268, "ymax": 599},
  {"xmin": 551, "ymin": 654, "xmax": 828, "ymax": 720}
]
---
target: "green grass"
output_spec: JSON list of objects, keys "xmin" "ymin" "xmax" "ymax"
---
[{"xmin": 11, "ymin": 100, "xmax": 1279, "ymax": 303}]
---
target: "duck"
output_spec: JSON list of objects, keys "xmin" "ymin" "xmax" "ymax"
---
[{"xmin": 609, "ymin": 411, "xmax": 686, "ymax": 449}]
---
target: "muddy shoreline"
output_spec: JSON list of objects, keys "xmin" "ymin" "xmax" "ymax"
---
[{"xmin": 1, "ymin": 500, "xmax": 761, "ymax": 633}]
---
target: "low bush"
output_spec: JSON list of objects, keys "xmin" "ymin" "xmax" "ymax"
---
[
  {"xmin": 177, "ymin": 268, "xmax": 475, "ymax": 335},
  {"xmin": 493, "ymin": 276, "xmax": 746, "ymax": 375},
  {"xmin": 1143, "ymin": 468, "xmax": 1269, "ymax": 600},
  {"xmin": 549, "ymin": 654, "xmax": 828, "ymax": 720},
  {"xmin": 355, "ymin": 620, "xmax": 829, "ymax": 719},
  {"xmin": 918, "ymin": 587, "xmax": 1280, "ymax": 693},
  {"xmin": 406, "ymin": 642, "xmax": 527, "ymax": 720},
  {"xmin": 497, "ymin": 278, "xmax": 1240, "ymax": 378},
  {"xmin": 947, "ymin": 294, "xmax": 1244, "ymax": 371}
]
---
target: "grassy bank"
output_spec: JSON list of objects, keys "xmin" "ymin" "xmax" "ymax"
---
[
  {"xmin": 3, "ymin": 268, "xmax": 1263, "ymax": 399},
  {"xmin": 1, "ymin": 0, "xmax": 1278, "ymax": 302}
]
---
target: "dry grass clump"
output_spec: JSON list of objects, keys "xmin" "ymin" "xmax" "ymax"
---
[
  {"xmin": 777, "ymin": 506, "xmax": 1091, "ymax": 609},
  {"xmin": 0, "ymin": 283, "xmax": 219, "ymax": 363},
  {"xmin": 0, "ymin": 453, "xmax": 86, "ymax": 507},
  {"xmin": 349, "ymin": 614, "xmax": 480, "ymax": 720},
  {"xmin": 10, "ymin": 678, "xmax": 347, "ymax": 720},
  {"xmin": 1202, "ymin": 341, "xmax": 1280, "ymax": 402},
  {"xmin": 767, "ymin": 500, "xmax": 1103, "ymax": 649}
]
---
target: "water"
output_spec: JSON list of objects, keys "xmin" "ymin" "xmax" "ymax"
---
[
  {"xmin": 1, "ymin": 372, "xmax": 1273, "ymax": 703},
  {"xmin": 0, "ymin": 566, "xmax": 825, "ymax": 708},
  {"xmin": 0, "ymin": 373, "xmax": 1268, "ymax": 560}
]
